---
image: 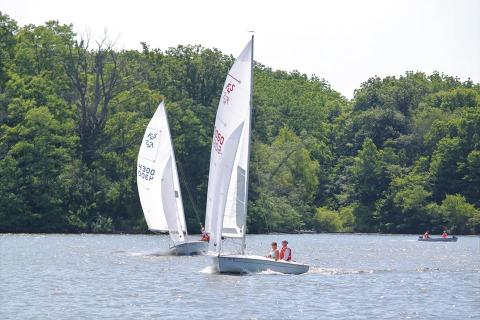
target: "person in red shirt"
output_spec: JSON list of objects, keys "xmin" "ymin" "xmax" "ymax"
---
[
  {"xmin": 441, "ymin": 230, "xmax": 448, "ymax": 238},
  {"xmin": 200, "ymin": 226, "xmax": 210, "ymax": 242},
  {"xmin": 279, "ymin": 240, "xmax": 292, "ymax": 261}
]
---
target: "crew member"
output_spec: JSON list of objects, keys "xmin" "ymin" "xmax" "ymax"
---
[
  {"xmin": 279, "ymin": 240, "xmax": 292, "ymax": 261},
  {"xmin": 200, "ymin": 226, "xmax": 210, "ymax": 242},
  {"xmin": 266, "ymin": 242, "xmax": 279, "ymax": 261}
]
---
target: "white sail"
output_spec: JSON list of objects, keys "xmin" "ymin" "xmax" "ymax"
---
[
  {"xmin": 137, "ymin": 101, "xmax": 187, "ymax": 242},
  {"xmin": 205, "ymin": 38, "xmax": 253, "ymax": 253}
]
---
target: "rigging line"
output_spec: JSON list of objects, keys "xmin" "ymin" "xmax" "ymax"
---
[{"xmin": 177, "ymin": 161, "xmax": 203, "ymax": 228}]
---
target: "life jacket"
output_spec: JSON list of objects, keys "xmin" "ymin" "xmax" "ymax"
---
[
  {"xmin": 200, "ymin": 232, "xmax": 210, "ymax": 242},
  {"xmin": 280, "ymin": 247, "xmax": 292, "ymax": 261},
  {"xmin": 441, "ymin": 232, "xmax": 448, "ymax": 238}
]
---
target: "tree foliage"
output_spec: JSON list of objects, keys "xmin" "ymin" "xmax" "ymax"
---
[{"xmin": 0, "ymin": 14, "xmax": 479, "ymax": 234}]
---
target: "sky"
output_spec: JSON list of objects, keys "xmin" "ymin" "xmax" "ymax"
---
[{"xmin": 1, "ymin": 0, "xmax": 479, "ymax": 98}]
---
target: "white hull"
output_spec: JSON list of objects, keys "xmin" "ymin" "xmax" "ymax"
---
[
  {"xmin": 217, "ymin": 254, "xmax": 309, "ymax": 275},
  {"xmin": 170, "ymin": 241, "xmax": 208, "ymax": 256}
]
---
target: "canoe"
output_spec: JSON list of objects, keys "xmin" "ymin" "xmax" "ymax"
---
[
  {"xmin": 417, "ymin": 236, "xmax": 458, "ymax": 242},
  {"xmin": 217, "ymin": 254, "xmax": 310, "ymax": 275},
  {"xmin": 169, "ymin": 240, "xmax": 208, "ymax": 255}
]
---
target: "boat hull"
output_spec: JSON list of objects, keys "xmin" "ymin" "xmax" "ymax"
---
[
  {"xmin": 218, "ymin": 254, "xmax": 309, "ymax": 275},
  {"xmin": 170, "ymin": 241, "xmax": 208, "ymax": 255},
  {"xmin": 418, "ymin": 236, "xmax": 458, "ymax": 242}
]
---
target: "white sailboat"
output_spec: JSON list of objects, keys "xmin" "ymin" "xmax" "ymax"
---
[
  {"xmin": 137, "ymin": 101, "xmax": 207, "ymax": 255},
  {"xmin": 204, "ymin": 37, "xmax": 309, "ymax": 274}
]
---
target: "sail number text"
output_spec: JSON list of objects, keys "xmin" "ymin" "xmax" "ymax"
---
[
  {"xmin": 213, "ymin": 127, "xmax": 225, "ymax": 154},
  {"xmin": 138, "ymin": 164, "xmax": 155, "ymax": 181},
  {"xmin": 145, "ymin": 132, "xmax": 157, "ymax": 148},
  {"xmin": 222, "ymin": 82, "xmax": 235, "ymax": 105}
]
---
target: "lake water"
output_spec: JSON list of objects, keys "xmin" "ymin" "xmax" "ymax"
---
[{"xmin": 1, "ymin": 234, "xmax": 479, "ymax": 319}]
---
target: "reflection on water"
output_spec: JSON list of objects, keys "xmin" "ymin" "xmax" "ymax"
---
[{"xmin": 1, "ymin": 233, "xmax": 479, "ymax": 319}]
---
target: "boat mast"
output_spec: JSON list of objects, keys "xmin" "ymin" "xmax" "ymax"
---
[
  {"xmin": 163, "ymin": 101, "xmax": 188, "ymax": 240},
  {"xmin": 241, "ymin": 35, "xmax": 254, "ymax": 255}
]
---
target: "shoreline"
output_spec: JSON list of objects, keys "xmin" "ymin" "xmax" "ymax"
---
[{"xmin": 1, "ymin": 232, "xmax": 479, "ymax": 236}]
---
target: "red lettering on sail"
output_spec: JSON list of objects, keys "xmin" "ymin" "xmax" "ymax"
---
[
  {"xmin": 222, "ymin": 82, "xmax": 236, "ymax": 105},
  {"xmin": 213, "ymin": 127, "xmax": 225, "ymax": 154}
]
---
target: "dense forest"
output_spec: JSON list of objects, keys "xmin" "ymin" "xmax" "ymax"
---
[{"xmin": 0, "ymin": 13, "xmax": 479, "ymax": 235}]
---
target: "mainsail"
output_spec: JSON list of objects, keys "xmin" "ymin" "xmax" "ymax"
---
[
  {"xmin": 137, "ymin": 101, "xmax": 187, "ymax": 242},
  {"xmin": 205, "ymin": 38, "xmax": 253, "ymax": 253}
]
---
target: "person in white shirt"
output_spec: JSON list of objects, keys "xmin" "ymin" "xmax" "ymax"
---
[{"xmin": 266, "ymin": 242, "xmax": 279, "ymax": 261}]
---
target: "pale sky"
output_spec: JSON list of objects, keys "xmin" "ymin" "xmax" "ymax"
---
[{"xmin": 1, "ymin": 0, "xmax": 479, "ymax": 98}]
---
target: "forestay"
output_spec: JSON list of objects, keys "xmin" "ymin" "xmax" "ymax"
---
[
  {"xmin": 205, "ymin": 39, "xmax": 253, "ymax": 253},
  {"xmin": 137, "ymin": 101, "xmax": 187, "ymax": 242}
]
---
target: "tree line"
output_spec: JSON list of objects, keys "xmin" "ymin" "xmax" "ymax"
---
[{"xmin": 0, "ymin": 13, "xmax": 479, "ymax": 234}]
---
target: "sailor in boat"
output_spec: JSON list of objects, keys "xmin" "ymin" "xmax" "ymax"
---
[
  {"xmin": 200, "ymin": 226, "xmax": 210, "ymax": 242},
  {"xmin": 441, "ymin": 230, "xmax": 448, "ymax": 239},
  {"xmin": 266, "ymin": 242, "xmax": 279, "ymax": 261},
  {"xmin": 422, "ymin": 230, "xmax": 430, "ymax": 239},
  {"xmin": 279, "ymin": 240, "xmax": 292, "ymax": 261}
]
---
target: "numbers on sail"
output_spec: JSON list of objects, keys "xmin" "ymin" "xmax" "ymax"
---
[
  {"xmin": 138, "ymin": 164, "xmax": 155, "ymax": 181},
  {"xmin": 222, "ymin": 82, "xmax": 235, "ymax": 105},
  {"xmin": 213, "ymin": 127, "xmax": 225, "ymax": 154},
  {"xmin": 145, "ymin": 132, "xmax": 158, "ymax": 148}
]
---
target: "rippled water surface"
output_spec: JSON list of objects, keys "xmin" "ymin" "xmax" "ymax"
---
[{"xmin": 1, "ymin": 234, "xmax": 479, "ymax": 319}]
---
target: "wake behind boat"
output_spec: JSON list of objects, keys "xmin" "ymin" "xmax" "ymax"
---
[
  {"xmin": 137, "ymin": 101, "xmax": 207, "ymax": 256},
  {"xmin": 418, "ymin": 236, "xmax": 458, "ymax": 242},
  {"xmin": 204, "ymin": 37, "xmax": 309, "ymax": 275}
]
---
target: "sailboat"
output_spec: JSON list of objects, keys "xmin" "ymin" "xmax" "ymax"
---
[
  {"xmin": 137, "ymin": 101, "xmax": 208, "ymax": 255},
  {"xmin": 204, "ymin": 37, "xmax": 309, "ymax": 274}
]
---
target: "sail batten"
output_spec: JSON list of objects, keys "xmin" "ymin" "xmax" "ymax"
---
[{"xmin": 137, "ymin": 101, "xmax": 186, "ymax": 242}]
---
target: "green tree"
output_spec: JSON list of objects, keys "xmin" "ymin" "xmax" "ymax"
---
[
  {"xmin": 0, "ymin": 12, "xmax": 18, "ymax": 100},
  {"xmin": 429, "ymin": 137, "xmax": 463, "ymax": 201},
  {"xmin": 313, "ymin": 206, "xmax": 354, "ymax": 232},
  {"xmin": 249, "ymin": 127, "xmax": 319, "ymax": 232},
  {"xmin": 390, "ymin": 174, "xmax": 432, "ymax": 233},
  {"xmin": 0, "ymin": 107, "xmax": 75, "ymax": 231},
  {"xmin": 460, "ymin": 150, "xmax": 480, "ymax": 207},
  {"xmin": 436, "ymin": 194, "xmax": 479, "ymax": 234}
]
